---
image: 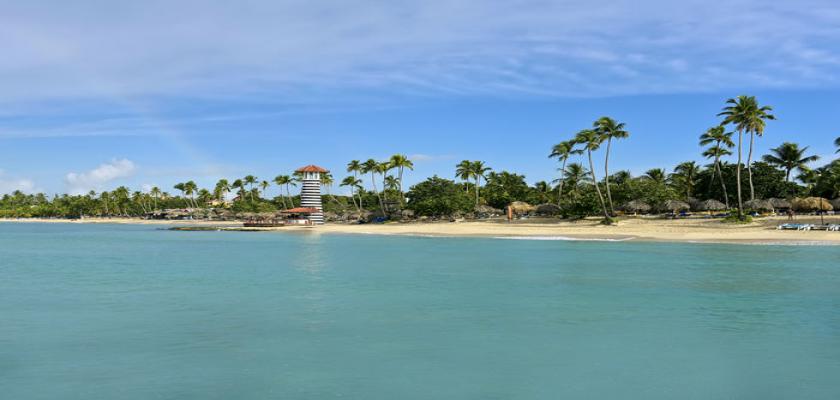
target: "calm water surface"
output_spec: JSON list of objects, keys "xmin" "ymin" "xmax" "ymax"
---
[{"xmin": 1, "ymin": 223, "xmax": 839, "ymax": 399}]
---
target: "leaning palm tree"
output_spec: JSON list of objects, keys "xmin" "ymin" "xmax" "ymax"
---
[
  {"xmin": 699, "ymin": 126, "xmax": 734, "ymax": 207},
  {"xmin": 574, "ymin": 129, "xmax": 611, "ymax": 221},
  {"xmin": 763, "ymin": 142, "xmax": 820, "ymax": 182},
  {"xmin": 243, "ymin": 175, "xmax": 258, "ymax": 201},
  {"xmin": 455, "ymin": 160, "xmax": 473, "ymax": 193},
  {"xmin": 389, "ymin": 154, "xmax": 414, "ymax": 207},
  {"xmin": 718, "ymin": 95, "xmax": 775, "ymax": 218},
  {"xmin": 183, "ymin": 181, "xmax": 198, "ymax": 208},
  {"xmin": 548, "ymin": 140, "xmax": 582, "ymax": 206},
  {"xmin": 378, "ymin": 161, "xmax": 393, "ymax": 210},
  {"xmin": 259, "ymin": 180, "xmax": 270, "ymax": 199},
  {"xmin": 341, "ymin": 176, "xmax": 363, "ymax": 212},
  {"xmin": 470, "ymin": 161, "xmax": 492, "ymax": 207},
  {"xmin": 593, "ymin": 117, "xmax": 629, "ymax": 215}
]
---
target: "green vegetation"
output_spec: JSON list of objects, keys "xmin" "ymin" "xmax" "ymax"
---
[{"xmin": 2, "ymin": 97, "xmax": 839, "ymax": 221}]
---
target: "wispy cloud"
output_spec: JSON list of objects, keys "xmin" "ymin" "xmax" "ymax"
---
[
  {"xmin": 1, "ymin": 0, "xmax": 839, "ymax": 109},
  {"xmin": 65, "ymin": 159, "xmax": 136, "ymax": 194},
  {"xmin": 0, "ymin": 170, "xmax": 38, "ymax": 194}
]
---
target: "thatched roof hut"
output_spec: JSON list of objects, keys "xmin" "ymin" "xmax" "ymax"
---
[
  {"xmin": 508, "ymin": 201, "xmax": 536, "ymax": 214},
  {"xmin": 535, "ymin": 203, "xmax": 562, "ymax": 216},
  {"xmin": 621, "ymin": 200, "xmax": 651, "ymax": 213},
  {"xmin": 661, "ymin": 200, "xmax": 690, "ymax": 212},
  {"xmin": 695, "ymin": 199, "xmax": 727, "ymax": 211},
  {"xmin": 831, "ymin": 198, "xmax": 840, "ymax": 210},
  {"xmin": 768, "ymin": 198, "xmax": 792, "ymax": 209},
  {"xmin": 792, "ymin": 197, "xmax": 834, "ymax": 212},
  {"xmin": 744, "ymin": 199, "xmax": 774, "ymax": 211}
]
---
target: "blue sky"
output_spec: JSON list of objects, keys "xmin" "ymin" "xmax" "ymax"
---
[{"xmin": 1, "ymin": 1, "xmax": 839, "ymax": 196}]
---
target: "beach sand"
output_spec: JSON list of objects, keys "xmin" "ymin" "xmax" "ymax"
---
[{"xmin": 3, "ymin": 215, "xmax": 840, "ymax": 244}]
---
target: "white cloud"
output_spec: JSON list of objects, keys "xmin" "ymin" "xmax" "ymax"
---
[
  {"xmin": 0, "ymin": 0, "xmax": 838, "ymax": 108},
  {"xmin": 409, "ymin": 154, "xmax": 455, "ymax": 163},
  {"xmin": 0, "ymin": 170, "xmax": 38, "ymax": 194},
  {"xmin": 65, "ymin": 159, "xmax": 136, "ymax": 194}
]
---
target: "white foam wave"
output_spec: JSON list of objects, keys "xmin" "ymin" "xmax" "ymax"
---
[{"xmin": 492, "ymin": 235, "xmax": 636, "ymax": 242}]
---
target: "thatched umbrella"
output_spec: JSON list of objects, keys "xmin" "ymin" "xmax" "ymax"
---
[
  {"xmin": 535, "ymin": 203, "xmax": 562, "ymax": 216},
  {"xmin": 661, "ymin": 200, "xmax": 690, "ymax": 212},
  {"xmin": 744, "ymin": 199, "xmax": 774, "ymax": 212},
  {"xmin": 621, "ymin": 200, "xmax": 651, "ymax": 214},
  {"xmin": 695, "ymin": 199, "xmax": 727, "ymax": 212},
  {"xmin": 768, "ymin": 198, "xmax": 791, "ymax": 210},
  {"xmin": 791, "ymin": 197, "xmax": 833, "ymax": 212},
  {"xmin": 508, "ymin": 201, "xmax": 536, "ymax": 215},
  {"xmin": 792, "ymin": 197, "xmax": 834, "ymax": 224},
  {"xmin": 831, "ymin": 198, "xmax": 840, "ymax": 210}
]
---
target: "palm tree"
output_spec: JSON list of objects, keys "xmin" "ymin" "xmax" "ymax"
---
[
  {"xmin": 213, "ymin": 179, "xmax": 230, "ymax": 203},
  {"xmin": 273, "ymin": 175, "xmax": 293, "ymax": 209},
  {"xmin": 150, "ymin": 186, "xmax": 161, "ymax": 211},
  {"xmin": 259, "ymin": 180, "xmax": 270, "ymax": 198},
  {"xmin": 243, "ymin": 175, "xmax": 257, "ymax": 201},
  {"xmin": 643, "ymin": 168, "xmax": 667, "ymax": 185},
  {"xmin": 320, "ymin": 172, "xmax": 339, "ymax": 204},
  {"xmin": 455, "ymin": 160, "xmax": 473, "ymax": 193},
  {"xmin": 559, "ymin": 162, "xmax": 589, "ymax": 201},
  {"xmin": 762, "ymin": 142, "xmax": 820, "ymax": 182},
  {"xmin": 184, "ymin": 181, "xmax": 198, "ymax": 208},
  {"xmin": 389, "ymin": 154, "xmax": 414, "ymax": 207},
  {"xmin": 346, "ymin": 160, "xmax": 364, "ymax": 208},
  {"xmin": 470, "ymin": 161, "xmax": 492, "ymax": 207},
  {"xmin": 378, "ymin": 161, "xmax": 393, "ymax": 210},
  {"xmin": 718, "ymin": 95, "xmax": 775, "ymax": 218},
  {"xmin": 574, "ymin": 129, "xmax": 611, "ymax": 221},
  {"xmin": 173, "ymin": 182, "xmax": 187, "ymax": 207},
  {"xmin": 362, "ymin": 159, "xmax": 385, "ymax": 214},
  {"xmin": 231, "ymin": 179, "xmax": 245, "ymax": 200},
  {"xmin": 593, "ymin": 117, "xmax": 629, "ymax": 215},
  {"xmin": 671, "ymin": 161, "xmax": 701, "ymax": 201},
  {"xmin": 548, "ymin": 140, "xmax": 582, "ymax": 206},
  {"xmin": 699, "ymin": 126, "xmax": 734, "ymax": 207},
  {"xmin": 341, "ymin": 176, "xmax": 363, "ymax": 212}
]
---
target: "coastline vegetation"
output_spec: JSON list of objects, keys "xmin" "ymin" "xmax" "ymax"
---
[{"xmin": 2, "ymin": 96, "xmax": 839, "ymax": 221}]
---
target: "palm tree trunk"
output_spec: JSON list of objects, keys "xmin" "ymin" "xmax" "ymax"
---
[
  {"xmin": 736, "ymin": 130, "xmax": 744, "ymax": 219},
  {"xmin": 588, "ymin": 150, "xmax": 610, "ymax": 221},
  {"xmin": 715, "ymin": 159, "xmax": 729, "ymax": 208},
  {"xmin": 398, "ymin": 167, "xmax": 405, "ymax": 207},
  {"xmin": 557, "ymin": 157, "xmax": 567, "ymax": 207},
  {"xmin": 371, "ymin": 173, "xmax": 384, "ymax": 214},
  {"xmin": 604, "ymin": 137, "xmax": 614, "ymax": 215},
  {"xmin": 747, "ymin": 131, "xmax": 755, "ymax": 201},
  {"xmin": 474, "ymin": 176, "xmax": 480, "ymax": 207}
]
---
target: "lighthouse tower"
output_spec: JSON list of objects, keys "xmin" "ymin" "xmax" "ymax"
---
[{"xmin": 295, "ymin": 165, "xmax": 329, "ymax": 224}]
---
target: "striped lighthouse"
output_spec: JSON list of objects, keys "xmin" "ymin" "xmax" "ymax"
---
[{"xmin": 295, "ymin": 165, "xmax": 329, "ymax": 224}]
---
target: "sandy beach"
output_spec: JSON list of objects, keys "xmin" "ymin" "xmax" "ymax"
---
[{"xmin": 4, "ymin": 215, "xmax": 840, "ymax": 244}]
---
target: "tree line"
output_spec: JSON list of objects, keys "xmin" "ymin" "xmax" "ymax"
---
[{"xmin": 2, "ymin": 96, "xmax": 839, "ymax": 220}]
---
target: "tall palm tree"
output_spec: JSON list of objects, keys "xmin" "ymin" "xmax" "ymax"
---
[
  {"xmin": 273, "ymin": 175, "xmax": 293, "ymax": 209},
  {"xmin": 671, "ymin": 161, "xmax": 700, "ymax": 201},
  {"xmin": 718, "ymin": 95, "xmax": 775, "ymax": 217},
  {"xmin": 341, "ymin": 176, "xmax": 363, "ymax": 212},
  {"xmin": 455, "ymin": 160, "xmax": 473, "ymax": 193},
  {"xmin": 378, "ymin": 161, "xmax": 393, "ymax": 210},
  {"xmin": 184, "ymin": 181, "xmax": 198, "ymax": 208},
  {"xmin": 548, "ymin": 140, "xmax": 582, "ymax": 206},
  {"xmin": 470, "ymin": 161, "xmax": 491, "ymax": 207},
  {"xmin": 173, "ymin": 182, "xmax": 187, "ymax": 207},
  {"xmin": 231, "ymin": 179, "xmax": 245, "ymax": 200},
  {"xmin": 699, "ymin": 126, "xmax": 734, "ymax": 207},
  {"xmin": 574, "ymin": 129, "xmax": 611, "ymax": 221},
  {"xmin": 243, "ymin": 175, "xmax": 257, "ymax": 201},
  {"xmin": 389, "ymin": 154, "xmax": 414, "ymax": 207},
  {"xmin": 345, "ymin": 160, "xmax": 364, "ymax": 208},
  {"xmin": 762, "ymin": 142, "xmax": 820, "ymax": 182},
  {"xmin": 150, "ymin": 186, "xmax": 161, "ymax": 211},
  {"xmin": 593, "ymin": 117, "xmax": 629, "ymax": 215},
  {"xmin": 259, "ymin": 180, "xmax": 270, "ymax": 198},
  {"xmin": 213, "ymin": 179, "xmax": 230, "ymax": 203},
  {"xmin": 362, "ymin": 159, "xmax": 385, "ymax": 214}
]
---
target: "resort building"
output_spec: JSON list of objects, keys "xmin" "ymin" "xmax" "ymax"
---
[{"xmin": 295, "ymin": 164, "xmax": 329, "ymax": 224}]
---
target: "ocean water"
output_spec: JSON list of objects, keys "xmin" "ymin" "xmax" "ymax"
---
[{"xmin": 1, "ymin": 223, "xmax": 839, "ymax": 399}]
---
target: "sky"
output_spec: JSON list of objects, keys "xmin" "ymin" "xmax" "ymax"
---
[{"xmin": 1, "ymin": 0, "xmax": 839, "ymax": 197}]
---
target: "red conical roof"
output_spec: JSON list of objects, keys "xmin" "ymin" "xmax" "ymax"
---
[{"xmin": 295, "ymin": 165, "xmax": 329, "ymax": 173}]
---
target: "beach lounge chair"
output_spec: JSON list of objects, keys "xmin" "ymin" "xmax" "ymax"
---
[{"xmin": 777, "ymin": 223, "xmax": 800, "ymax": 230}]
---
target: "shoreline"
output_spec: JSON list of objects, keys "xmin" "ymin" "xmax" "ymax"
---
[{"xmin": 3, "ymin": 216, "xmax": 840, "ymax": 245}]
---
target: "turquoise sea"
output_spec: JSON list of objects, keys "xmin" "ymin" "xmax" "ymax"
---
[{"xmin": 1, "ymin": 223, "xmax": 839, "ymax": 399}]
